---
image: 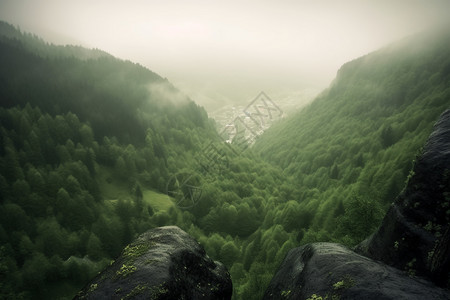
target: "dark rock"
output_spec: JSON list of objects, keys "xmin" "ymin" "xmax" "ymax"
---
[
  {"xmin": 74, "ymin": 226, "xmax": 232, "ymax": 300},
  {"xmin": 356, "ymin": 109, "xmax": 450, "ymax": 287},
  {"xmin": 263, "ymin": 242, "xmax": 450, "ymax": 300}
]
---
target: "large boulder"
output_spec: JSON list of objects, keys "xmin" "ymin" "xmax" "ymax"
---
[
  {"xmin": 263, "ymin": 243, "xmax": 450, "ymax": 300},
  {"xmin": 75, "ymin": 226, "xmax": 232, "ymax": 300},
  {"xmin": 357, "ymin": 109, "xmax": 450, "ymax": 287}
]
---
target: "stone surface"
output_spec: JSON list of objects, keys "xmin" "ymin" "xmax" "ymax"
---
[
  {"xmin": 75, "ymin": 226, "xmax": 232, "ymax": 300},
  {"xmin": 356, "ymin": 109, "xmax": 450, "ymax": 287},
  {"xmin": 263, "ymin": 243, "xmax": 450, "ymax": 300}
]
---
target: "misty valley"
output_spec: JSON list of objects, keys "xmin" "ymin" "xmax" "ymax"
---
[{"xmin": 0, "ymin": 21, "xmax": 450, "ymax": 299}]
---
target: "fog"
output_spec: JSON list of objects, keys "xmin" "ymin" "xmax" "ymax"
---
[{"xmin": 1, "ymin": 0, "xmax": 449, "ymax": 111}]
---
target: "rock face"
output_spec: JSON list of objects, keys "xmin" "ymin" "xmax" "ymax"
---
[
  {"xmin": 264, "ymin": 110, "xmax": 450, "ymax": 300},
  {"xmin": 75, "ymin": 226, "xmax": 232, "ymax": 300},
  {"xmin": 357, "ymin": 109, "xmax": 450, "ymax": 287},
  {"xmin": 263, "ymin": 243, "xmax": 450, "ymax": 300}
]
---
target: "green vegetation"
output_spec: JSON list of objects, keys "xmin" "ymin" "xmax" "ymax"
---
[
  {"xmin": 254, "ymin": 29, "xmax": 450, "ymax": 247},
  {"xmin": 148, "ymin": 284, "xmax": 169, "ymax": 300},
  {"xmin": 281, "ymin": 289, "xmax": 291, "ymax": 297},
  {"xmin": 305, "ymin": 276, "xmax": 355, "ymax": 300},
  {"xmin": 123, "ymin": 243, "xmax": 151, "ymax": 263},
  {"xmin": 87, "ymin": 283, "xmax": 98, "ymax": 293},
  {"xmin": 306, "ymin": 294, "xmax": 324, "ymax": 300},
  {"xmin": 333, "ymin": 276, "xmax": 355, "ymax": 290},
  {"xmin": 122, "ymin": 284, "xmax": 150, "ymax": 300},
  {"xmin": 116, "ymin": 264, "xmax": 137, "ymax": 278},
  {"xmin": 0, "ymin": 21, "xmax": 449, "ymax": 300}
]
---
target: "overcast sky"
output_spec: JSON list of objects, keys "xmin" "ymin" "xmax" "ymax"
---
[{"xmin": 0, "ymin": 0, "xmax": 449, "ymax": 110}]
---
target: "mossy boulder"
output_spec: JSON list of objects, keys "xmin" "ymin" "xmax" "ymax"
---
[
  {"xmin": 75, "ymin": 226, "xmax": 232, "ymax": 299},
  {"xmin": 263, "ymin": 243, "xmax": 450, "ymax": 300}
]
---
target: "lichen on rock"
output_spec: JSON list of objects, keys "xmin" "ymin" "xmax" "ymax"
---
[{"xmin": 75, "ymin": 226, "xmax": 232, "ymax": 300}]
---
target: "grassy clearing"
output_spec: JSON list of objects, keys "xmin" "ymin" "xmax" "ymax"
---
[
  {"xmin": 97, "ymin": 166, "xmax": 173, "ymax": 211},
  {"xmin": 142, "ymin": 189, "xmax": 174, "ymax": 211}
]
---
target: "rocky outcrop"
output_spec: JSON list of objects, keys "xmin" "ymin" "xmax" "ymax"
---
[
  {"xmin": 264, "ymin": 109, "xmax": 450, "ymax": 299},
  {"xmin": 75, "ymin": 226, "xmax": 232, "ymax": 300},
  {"xmin": 263, "ymin": 243, "xmax": 450, "ymax": 300},
  {"xmin": 357, "ymin": 109, "xmax": 450, "ymax": 287}
]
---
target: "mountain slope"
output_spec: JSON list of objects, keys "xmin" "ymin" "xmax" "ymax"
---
[
  {"xmin": 0, "ymin": 22, "xmax": 298, "ymax": 300},
  {"xmin": 0, "ymin": 21, "xmax": 212, "ymax": 146},
  {"xmin": 0, "ymin": 22, "xmax": 220, "ymax": 299},
  {"xmin": 254, "ymin": 28, "xmax": 450, "ymax": 245}
]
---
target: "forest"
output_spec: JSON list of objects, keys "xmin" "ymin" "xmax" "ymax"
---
[{"xmin": 0, "ymin": 21, "xmax": 449, "ymax": 299}]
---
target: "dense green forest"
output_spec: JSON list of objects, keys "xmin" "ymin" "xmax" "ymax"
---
[
  {"xmin": 254, "ymin": 29, "xmax": 450, "ymax": 246},
  {"xmin": 0, "ymin": 21, "xmax": 449, "ymax": 299}
]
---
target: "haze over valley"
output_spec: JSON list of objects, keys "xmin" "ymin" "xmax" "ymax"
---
[{"xmin": 1, "ymin": 0, "xmax": 449, "ymax": 113}]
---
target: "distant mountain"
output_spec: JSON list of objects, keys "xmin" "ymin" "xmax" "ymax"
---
[{"xmin": 0, "ymin": 21, "xmax": 111, "ymax": 60}]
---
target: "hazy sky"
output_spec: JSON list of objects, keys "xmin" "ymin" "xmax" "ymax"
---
[{"xmin": 0, "ymin": 0, "xmax": 449, "ymax": 110}]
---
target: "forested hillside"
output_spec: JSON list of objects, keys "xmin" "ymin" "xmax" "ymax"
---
[
  {"xmin": 0, "ymin": 22, "xmax": 299, "ymax": 299},
  {"xmin": 1, "ymin": 21, "xmax": 449, "ymax": 300},
  {"xmin": 254, "ymin": 29, "xmax": 450, "ymax": 245},
  {"xmin": 0, "ymin": 21, "xmax": 213, "ymax": 298}
]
